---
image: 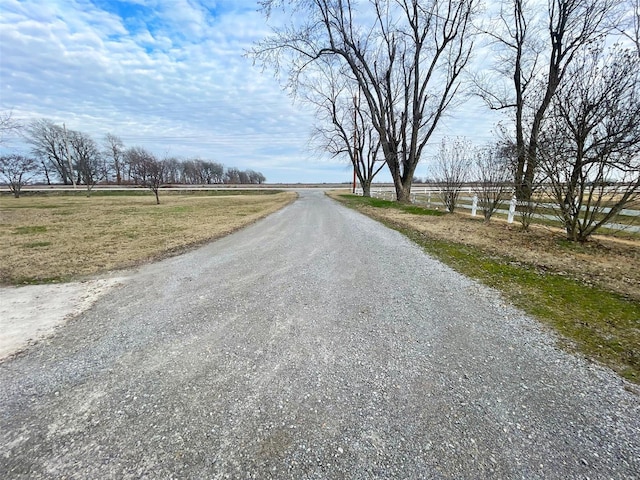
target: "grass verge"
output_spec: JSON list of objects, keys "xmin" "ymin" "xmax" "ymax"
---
[
  {"xmin": 340, "ymin": 195, "xmax": 445, "ymax": 216},
  {"xmin": 332, "ymin": 193, "xmax": 640, "ymax": 385},
  {"xmin": 0, "ymin": 191, "xmax": 296, "ymax": 285}
]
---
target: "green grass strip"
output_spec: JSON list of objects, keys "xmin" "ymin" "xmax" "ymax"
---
[{"xmin": 338, "ymin": 194, "xmax": 444, "ymax": 216}]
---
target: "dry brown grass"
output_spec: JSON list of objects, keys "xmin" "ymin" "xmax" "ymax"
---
[
  {"xmin": 362, "ymin": 205, "xmax": 639, "ymax": 301},
  {"xmin": 0, "ymin": 192, "xmax": 296, "ymax": 284},
  {"xmin": 328, "ymin": 191, "xmax": 640, "ymax": 301}
]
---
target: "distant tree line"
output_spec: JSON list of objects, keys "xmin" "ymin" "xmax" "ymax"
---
[{"xmin": 0, "ymin": 118, "xmax": 266, "ymax": 201}]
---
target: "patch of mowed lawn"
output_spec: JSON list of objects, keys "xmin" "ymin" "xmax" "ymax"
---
[
  {"xmin": 0, "ymin": 191, "xmax": 296, "ymax": 285},
  {"xmin": 331, "ymin": 192, "xmax": 640, "ymax": 385},
  {"xmin": 343, "ymin": 193, "xmax": 445, "ymax": 216}
]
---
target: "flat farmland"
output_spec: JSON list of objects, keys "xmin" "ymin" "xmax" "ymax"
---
[
  {"xmin": 2, "ymin": 191, "xmax": 639, "ymax": 478},
  {"xmin": 0, "ymin": 191, "xmax": 296, "ymax": 284}
]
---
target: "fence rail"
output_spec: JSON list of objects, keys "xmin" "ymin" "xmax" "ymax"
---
[{"xmin": 354, "ymin": 187, "xmax": 640, "ymax": 234}]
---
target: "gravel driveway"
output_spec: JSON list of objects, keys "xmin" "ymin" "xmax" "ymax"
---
[{"xmin": 1, "ymin": 190, "xmax": 638, "ymax": 479}]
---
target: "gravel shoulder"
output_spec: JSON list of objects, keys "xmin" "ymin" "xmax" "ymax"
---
[
  {"xmin": 1, "ymin": 190, "xmax": 638, "ymax": 479},
  {"xmin": 0, "ymin": 277, "xmax": 126, "ymax": 360}
]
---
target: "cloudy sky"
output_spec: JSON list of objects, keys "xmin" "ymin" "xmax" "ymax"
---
[{"xmin": 0, "ymin": 0, "xmax": 499, "ymax": 183}]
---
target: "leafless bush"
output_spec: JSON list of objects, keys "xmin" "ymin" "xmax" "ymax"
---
[
  {"xmin": 431, "ymin": 138, "xmax": 472, "ymax": 213},
  {"xmin": 0, "ymin": 154, "xmax": 38, "ymax": 198},
  {"xmin": 471, "ymin": 145, "xmax": 513, "ymax": 221},
  {"xmin": 539, "ymin": 44, "xmax": 640, "ymax": 241}
]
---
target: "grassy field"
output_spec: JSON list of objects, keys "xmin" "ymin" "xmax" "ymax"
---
[
  {"xmin": 330, "ymin": 192, "xmax": 640, "ymax": 385},
  {"xmin": 0, "ymin": 191, "xmax": 296, "ymax": 284}
]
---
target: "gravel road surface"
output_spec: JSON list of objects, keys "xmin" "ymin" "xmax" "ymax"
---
[{"xmin": 1, "ymin": 190, "xmax": 639, "ymax": 479}]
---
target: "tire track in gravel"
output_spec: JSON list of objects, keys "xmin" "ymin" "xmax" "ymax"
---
[{"xmin": 1, "ymin": 190, "xmax": 638, "ymax": 479}]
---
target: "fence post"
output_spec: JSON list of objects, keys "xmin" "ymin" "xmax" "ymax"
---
[
  {"xmin": 427, "ymin": 191, "xmax": 431, "ymax": 208},
  {"xmin": 471, "ymin": 195, "xmax": 478, "ymax": 217},
  {"xmin": 508, "ymin": 195, "xmax": 517, "ymax": 224}
]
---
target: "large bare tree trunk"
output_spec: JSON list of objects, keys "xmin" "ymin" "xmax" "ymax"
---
[{"xmin": 394, "ymin": 177, "xmax": 412, "ymax": 204}]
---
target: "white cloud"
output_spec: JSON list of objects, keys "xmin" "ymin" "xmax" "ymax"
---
[{"xmin": 0, "ymin": 0, "xmax": 501, "ymax": 183}]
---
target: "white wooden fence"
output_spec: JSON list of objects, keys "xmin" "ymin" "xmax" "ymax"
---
[{"xmin": 353, "ymin": 187, "xmax": 640, "ymax": 234}]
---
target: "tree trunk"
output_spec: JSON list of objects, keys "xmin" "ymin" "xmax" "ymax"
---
[
  {"xmin": 361, "ymin": 180, "xmax": 372, "ymax": 197},
  {"xmin": 394, "ymin": 176, "xmax": 412, "ymax": 203}
]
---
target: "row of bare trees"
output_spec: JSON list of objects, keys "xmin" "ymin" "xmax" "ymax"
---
[
  {"xmin": 0, "ymin": 118, "xmax": 266, "ymax": 201},
  {"xmin": 252, "ymin": 0, "xmax": 640, "ymax": 242},
  {"xmin": 428, "ymin": 130, "xmax": 639, "ymax": 242},
  {"xmin": 475, "ymin": 0, "xmax": 640, "ymax": 237},
  {"xmin": 429, "ymin": 138, "xmax": 513, "ymax": 221}
]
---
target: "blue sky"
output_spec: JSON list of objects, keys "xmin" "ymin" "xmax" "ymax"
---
[{"xmin": 0, "ymin": 0, "xmax": 499, "ymax": 183}]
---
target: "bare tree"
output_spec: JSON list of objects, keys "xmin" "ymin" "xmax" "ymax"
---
[
  {"xmin": 539, "ymin": 43, "xmax": 640, "ymax": 242},
  {"xmin": 200, "ymin": 160, "xmax": 224, "ymax": 184},
  {"xmin": 254, "ymin": 0, "xmax": 477, "ymax": 203},
  {"xmin": 476, "ymin": 0, "xmax": 618, "ymax": 210},
  {"xmin": 224, "ymin": 168, "xmax": 241, "ymax": 184},
  {"xmin": 492, "ymin": 124, "xmax": 544, "ymax": 228},
  {"xmin": 163, "ymin": 157, "xmax": 181, "ymax": 184},
  {"xmin": 127, "ymin": 147, "xmax": 165, "ymax": 204},
  {"xmin": 0, "ymin": 154, "xmax": 39, "ymax": 198},
  {"xmin": 181, "ymin": 159, "xmax": 198, "ymax": 184},
  {"xmin": 471, "ymin": 144, "xmax": 513, "ymax": 221},
  {"xmin": 69, "ymin": 130, "xmax": 102, "ymax": 195},
  {"xmin": 238, "ymin": 170, "xmax": 250, "ymax": 184},
  {"xmin": 180, "ymin": 159, "xmax": 225, "ymax": 184},
  {"xmin": 431, "ymin": 137, "xmax": 472, "ymax": 213},
  {"xmin": 619, "ymin": 0, "xmax": 640, "ymax": 54},
  {"xmin": 103, "ymin": 133, "xmax": 126, "ymax": 185},
  {"xmin": 0, "ymin": 111, "xmax": 21, "ymax": 146},
  {"xmin": 246, "ymin": 170, "xmax": 267, "ymax": 184},
  {"xmin": 192, "ymin": 159, "xmax": 209, "ymax": 184},
  {"xmin": 351, "ymin": 117, "xmax": 384, "ymax": 196},
  {"xmin": 25, "ymin": 119, "xmax": 73, "ymax": 184},
  {"xmin": 302, "ymin": 57, "xmax": 385, "ymax": 197},
  {"xmin": 210, "ymin": 162, "xmax": 225, "ymax": 184}
]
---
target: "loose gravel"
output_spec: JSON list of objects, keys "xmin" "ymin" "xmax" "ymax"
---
[{"xmin": 1, "ymin": 190, "xmax": 638, "ymax": 479}]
